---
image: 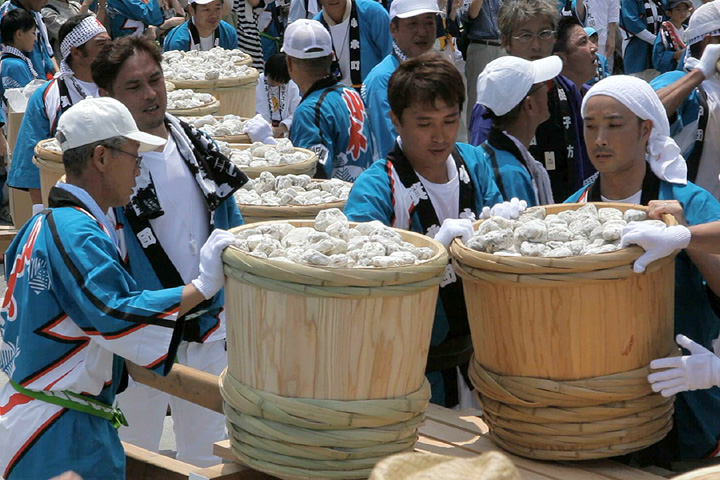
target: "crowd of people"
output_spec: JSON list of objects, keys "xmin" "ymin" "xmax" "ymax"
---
[{"xmin": 2, "ymin": 0, "xmax": 720, "ymax": 478}]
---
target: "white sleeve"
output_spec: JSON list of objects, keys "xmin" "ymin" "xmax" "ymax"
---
[
  {"xmin": 255, "ymin": 74, "xmax": 272, "ymax": 123},
  {"xmin": 608, "ymin": 0, "xmax": 620, "ymax": 24},
  {"xmin": 636, "ymin": 29, "xmax": 656, "ymax": 45}
]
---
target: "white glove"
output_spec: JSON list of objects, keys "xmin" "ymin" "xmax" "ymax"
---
[
  {"xmin": 433, "ymin": 218, "xmax": 474, "ymax": 248},
  {"xmin": 480, "ymin": 198, "xmax": 527, "ymax": 220},
  {"xmin": 648, "ymin": 334, "xmax": 720, "ymax": 397},
  {"xmin": 619, "ymin": 222, "xmax": 690, "ymax": 273},
  {"xmin": 242, "ymin": 114, "xmax": 277, "ymax": 145},
  {"xmin": 635, "ymin": 29, "xmax": 656, "ymax": 46},
  {"xmin": 32, "ymin": 203, "xmax": 44, "ymax": 216},
  {"xmin": 191, "ymin": 229, "xmax": 236, "ymax": 299},
  {"xmin": 693, "ymin": 44, "xmax": 720, "ymax": 79}
]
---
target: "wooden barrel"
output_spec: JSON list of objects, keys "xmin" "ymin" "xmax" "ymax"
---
[
  {"xmin": 228, "ymin": 144, "xmax": 318, "ymax": 179},
  {"xmin": 32, "ymin": 139, "xmax": 64, "ymax": 207},
  {"xmin": 176, "ymin": 115, "xmax": 251, "ymax": 143},
  {"xmin": 449, "ymin": 202, "xmax": 679, "ymax": 460},
  {"xmin": 166, "ymin": 97, "xmax": 220, "ymax": 117},
  {"xmin": 167, "ymin": 69, "xmax": 259, "ymax": 117}
]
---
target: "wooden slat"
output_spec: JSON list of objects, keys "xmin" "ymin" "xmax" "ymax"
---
[
  {"xmin": 189, "ymin": 463, "xmax": 276, "ymax": 480},
  {"xmin": 0, "ymin": 225, "xmax": 18, "ymax": 256},
  {"xmin": 124, "ymin": 442, "xmax": 195, "ymax": 480}
]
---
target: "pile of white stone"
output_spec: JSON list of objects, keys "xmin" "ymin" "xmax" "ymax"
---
[
  {"xmin": 233, "ymin": 209, "xmax": 436, "ymax": 267},
  {"xmin": 167, "ymin": 89, "xmax": 215, "ymax": 110},
  {"xmin": 466, "ymin": 204, "xmax": 664, "ymax": 257},
  {"xmin": 235, "ymin": 172, "xmax": 350, "ymax": 206},
  {"xmin": 184, "ymin": 115, "xmax": 247, "ymax": 137},
  {"xmin": 40, "ymin": 138, "xmax": 61, "ymax": 152},
  {"xmin": 162, "ymin": 48, "xmax": 254, "ymax": 81},
  {"xmin": 218, "ymin": 139, "xmax": 311, "ymax": 168}
]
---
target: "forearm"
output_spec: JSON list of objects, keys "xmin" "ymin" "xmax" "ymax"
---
[
  {"xmin": 656, "ymin": 69, "xmax": 704, "ymax": 117},
  {"xmin": 687, "ymin": 250, "xmax": 720, "ymax": 297},
  {"xmin": 687, "ymin": 221, "xmax": 720, "ymax": 254},
  {"xmin": 606, "ymin": 24, "xmax": 616, "ymax": 54},
  {"xmin": 178, "ymin": 283, "xmax": 208, "ymax": 317},
  {"xmin": 468, "ymin": 0, "xmax": 483, "ymax": 20},
  {"xmin": 575, "ymin": 0, "xmax": 585, "ymax": 21}
]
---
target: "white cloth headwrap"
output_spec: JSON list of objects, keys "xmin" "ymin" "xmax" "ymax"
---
[
  {"xmin": 59, "ymin": 15, "xmax": 106, "ymax": 61},
  {"xmin": 581, "ymin": 75, "xmax": 688, "ymax": 185}
]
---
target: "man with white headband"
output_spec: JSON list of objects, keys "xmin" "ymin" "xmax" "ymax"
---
[
  {"xmin": 7, "ymin": 13, "xmax": 109, "ymax": 215},
  {"xmin": 565, "ymin": 75, "xmax": 720, "ymax": 464},
  {"xmin": 650, "ymin": 1, "xmax": 720, "ymax": 202}
]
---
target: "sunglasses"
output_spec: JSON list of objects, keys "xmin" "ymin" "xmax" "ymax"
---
[
  {"xmin": 106, "ymin": 146, "xmax": 143, "ymax": 168},
  {"xmin": 528, "ymin": 79, "xmax": 553, "ymax": 96}
]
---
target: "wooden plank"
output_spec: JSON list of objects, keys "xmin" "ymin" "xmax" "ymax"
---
[
  {"xmin": 0, "ymin": 225, "xmax": 18, "ymax": 256},
  {"xmin": 124, "ymin": 442, "xmax": 195, "ymax": 480},
  {"xmin": 126, "ymin": 362, "xmax": 223, "ymax": 415},
  {"xmin": 188, "ymin": 463, "xmax": 276, "ymax": 480}
]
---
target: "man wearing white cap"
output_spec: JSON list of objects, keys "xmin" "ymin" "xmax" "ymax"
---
[
  {"xmin": 566, "ymin": 75, "xmax": 720, "ymax": 464},
  {"xmin": 281, "ymin": 18, "xmax": 376, "ymax": 181},
  {"xmin": 8, "ymin": 13, "xmax": 109, "ymax": 215},
  {"xmin": 361, "ymin": 0, "xmax": 440, "ymax": 158},
  {"xmin": 91, "ymin": 35, "xmax": 247, "ymax": 467},
  {"xmin": 162, "ymin": 0, "xmax": 237, "ymax": 52},
  {"xmin": 313, "ymin": 0, "xmax": 392, "ymax": 89},
  {"xmin": 475, "ymin": 55, "xmax": 561, "ymax": 206},
  {"xmin": 0, "ymin": 96, "xmax": 235, "ymax": 480},
  {"xmin": 650, "ymin": 1, "xmax": 720, "ymax": 202}
]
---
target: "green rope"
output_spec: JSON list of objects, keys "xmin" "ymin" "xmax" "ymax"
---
[{"xmin": 219, "ymin": 370, "xmax": 430, "ymax": 479}]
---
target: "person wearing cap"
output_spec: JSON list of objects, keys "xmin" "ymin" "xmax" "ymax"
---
[
  {"xmin": 652, "ymin": 0, "xmax": 691, "ymax": 74},
  {"xmin": 345, "ymin": 52, "xmax": 504, "ymax": 408},
  {"xmin": 619, "ymin": 0, "xmax": 663, "ymax": 77},
  {"xmin": 572, "ymin": 0, "xmax": 618, "ymax": 72},
  {"xmin": 313, "ymin": 0, "xmax": 392, "ymax": 89},
  {"xmin": 162, "ymin": 0, "xmax": 237, "ymax": 52},
  {"xmin": 475, "ymin": 55, "xmax": 561, "ymax": 207},
  {"xmin": 649, "ymin": 1, "xmax": 720, "ymax": 202},
  {"xmin": 584, "ymin": 26, "xmax": 610, "ymax": 85},
  {"xmin": 91, "ymin": 35, "xmax": 247, "ymax": 467},
  {"xmin": 269, "ymin": 18, "xmax": 376, "ymax": 181},
  {"xmin": 8, "ymin": 13, "xmax": 109, "ymax": 215},
  {"xmin": 0, "ymin": 96, "xmax": 235, "ymax": 480},
  {"xmin": 0, "ymin": 0, "xmax": 58, "ymax": 80},
  {"xmin": 361, "ymin": 0, "xmax": 439, "ymax": 158},
  {"xmin": 565, "ymin": 75, "xmax": 720, "ymax": 463}
]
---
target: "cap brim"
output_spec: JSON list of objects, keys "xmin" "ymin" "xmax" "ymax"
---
[
  {"xmin": 191, "ymin": 0, "xmax": 218, "ymax": 5},
  {"xmin": 124, "ymin": 131, "xmax": 167, "ymax": 153},
  {"xmin": 281, "ymin": 45, "xmax": 332, "ymax": 59},
  {"xmin": 394, "ymin": 8, "xmax": 440, "ymax": 19},
  {"xmin": 531, "ymin": 55, "xmax": 563, "ymax": 84}
]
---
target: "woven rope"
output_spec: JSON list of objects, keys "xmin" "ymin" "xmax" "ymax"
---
[
  {"xmin": 468, "ymin": 356, "xmax": 675, "ymax": 460},
  {"xmin": 219, "ymin": 369, "xmax": 430, "ymax": 479}
]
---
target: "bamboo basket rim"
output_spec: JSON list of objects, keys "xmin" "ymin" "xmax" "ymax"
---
[
  {"xmin": 34, "ymin": 139, "xmax": 63, "ymax": 164},
  {"xmin": 449, "ymin": 202, "xmax": 678, "ymax": 275},
  {"xmin": 229, "ymin": 145, "xmax": 319, "ymax": 179},
  {"xmin": 166, "ymin": 68, "xmax": 259, "ymax": 89},
  {"xmin": 167, "ymin": 98, "xmax": 220, "ymax": 117},
  {"xmin": 237, "ymin": 178, "xmax": 351, "ymax": 214},
  {"xmin": 223, "ymin": 220, "xmax": 448, "ymax": 288},
  {"xmin": 165, "ymin": 81, "xmax": 175, "ymax": 92},
  {"xmin": 176, "ymin": 115, "xmax": 251, "ymax": 143}
]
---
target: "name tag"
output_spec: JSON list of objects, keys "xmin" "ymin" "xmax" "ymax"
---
[{"xmin": 544, "ymin": 151, "xmax": 556, "ymax": 171}]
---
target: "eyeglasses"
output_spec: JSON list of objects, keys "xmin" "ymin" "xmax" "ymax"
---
[
  {"xmin": 106, "ymin": 146, "xmax": 142, "ymax": 168},
  {"xmin": 511, "ymin": 29, "xmax": 556, "ymax": 43},
  {"xmin": 528, "ymin": 79, "xmax": 553, "ymax": 96}
]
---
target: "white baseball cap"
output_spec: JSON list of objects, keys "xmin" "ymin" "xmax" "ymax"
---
[
  {"xmin": 190, "ymin": 0, "xmax": 221, "ymax": 6},
  {"xmin": 389, "ymin": 0, "xmax": 440, "ymax": 20},
  {"xmin": 476, "ymin": 55, "xmax": 563, "ymax": 115},
  {"xmin": 282, "ymin": 19, "xmax": 333, "ymax": 59},
  {"xmin": 56, "ymin": 97, "xmax": 166, "ymax": 153}
]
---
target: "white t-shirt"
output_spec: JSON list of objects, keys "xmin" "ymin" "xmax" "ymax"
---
[
  {"xmin": 696, "ymin": 80, "xmax": 720, "ymax": 201},
  {"xmin": 329, "ymin": 19, "xmax": 351, "ymax": 86},
  {"xmin": 199, "ymin": 34, "xmax": 215, "ymax": 51},
  {"xmin": 601, "ymin": 190, "xmax": 642, "ymax": 204},
  {"xmin": 254, "ymin": 73, "xmax": 301, "ymax": 130},
  {"xmin": 584, "ymin": 0, "xmax": 620, "ymax": 50},
  {"xmin": 417, "ymin": 156, "xmax": 460, "ymax": 224},
  {"xmin": 142, "ymin": 136, "xmax": 210, "ymax": 283}
]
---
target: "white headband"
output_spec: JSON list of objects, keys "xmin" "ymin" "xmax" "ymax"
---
[
  {"xmin": 581, "ymin": 75, "xmax": 687, "ymax": 185},
  {"xmin": 60, "ymin": 15, "xmax": 106, "ymax": 61}
]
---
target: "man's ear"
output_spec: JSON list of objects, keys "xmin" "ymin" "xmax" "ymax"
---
[
  {"xmin": 501, "ymin": 35, "xmax": 511, "ymax": 54},
  {"xmin": 92, "ymin": 144, "xmax": 108, "ymax": 171},
  {"xmin": 390, "ymin": 110, "xmax": 402, "ymax": 132},
  {"xmin": 640, "ymin": 119, "xmax": 653, "ymax": 141},
  {"xmin": 99, "ymin": 87, "xmax": 110, "ymax": 97}
]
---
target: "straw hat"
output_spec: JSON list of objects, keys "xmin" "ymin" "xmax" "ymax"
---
[{"xmin": 369, "ymin": 451, "xmax": 521, "ymax": 480}]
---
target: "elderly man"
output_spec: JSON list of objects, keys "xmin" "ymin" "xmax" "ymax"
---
[
  {"xmin": 162, "ymin": 0, "xmax": 237, "ymax": 51},
  {"xmin": 345, "ymin": 52, "xmax": 504, "ymax": 408},
  {"xmin": 91, "ymin": 36, "xmax": 247, "ymax": 467},
  {"xmin": 0, "ymin": 96, "xmax": 234, "ymax": 480},
  {"xmin": 8, "ymin": 13, "xmax": 109, "ymax": 214},
  {"xmin": 566, "ymin": 75, "xmax": 720, "ymax": 464},
  {"xmin": 650, "ymin": 1, "xmax": 720, "ymax": 202},
  {"xmin": 0, "ymin": 0, "xmax": 56, "ymax": 78},
  {"xmin": 314, "ymin": 0, "xmax": 392, "ymax": 89},
  {"xmin": 361, "ymin": 0, "xmax": 440, "ymax": 158},
  {"xmin": 475, "ymin": 55, "xmax": 561, "ymax": 206}
]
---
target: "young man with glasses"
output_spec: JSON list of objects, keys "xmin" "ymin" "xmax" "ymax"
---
[{"xmin": 475, "ymin": 55, "xmax": 562, "ymax": 206}]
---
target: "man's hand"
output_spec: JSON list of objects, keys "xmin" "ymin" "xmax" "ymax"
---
[
  {"xmin": 648, "ymin": 334, "xmax": 720, "ymax": 397},
  {"xmin": 620, "ymin": 222, "xmax": 690, "ymax": 273}
]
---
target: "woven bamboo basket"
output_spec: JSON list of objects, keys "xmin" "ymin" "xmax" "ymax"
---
[
  {"xmin": 165, "ymin": 81, "xmax": 175, "ymax": 92},
  {"xmin": 449, "ymin": 202, "xmax": 679, "ymax": 460},
  {"xmin": 167, "ymin": 69, "xmax": 259, "ymax": 116},
  {"xmin": 229, "ymin": 144, "xmax": 318, "ymax": 179},
  {"xmin": 220, "ymin": 220, "xmax": 447, "ymax": 478},
  {"xmin": 176, "ymin": 115, "xmax": 251, "ymax": 143},
  {"xmin": 166, "ymin": 96, "xmax": 220, "ymax": 117},
  {"xmin": 237, "ymin": 179, "xmax": 350, "ymax": 223},
  {"xmin": 32, "ymin": 139, "xmax": 64, "ymax": 207}
]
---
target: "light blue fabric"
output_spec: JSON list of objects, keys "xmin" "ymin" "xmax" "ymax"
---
[
  {"xmin": 652, "ymin": 25, "xmax": 683, "ymax": 74},
  {"xmin": 478, "ymin": 138, "xmax": 538, "ymax": 207},
  {"xmin": 162, "ymin": 20, "xmax": 238, "ymax": 52},
  {"xmin": 650, "ymin": 70, "xmax": 698, "ymax": 159},
  {"xmin": 290, "ymin": 80, "xmax": 377, "ymax": 181},
  {"xmin": 566, "ymin": 178, "xmax": 720, "ymax": 459},
  {"xmin": 313, "ymin": 0, "xmax": 392, "ymax": 83},
  {"xmin": 620, "ymin": 0, "xmax": 664, "ymax": 73},
  {"xmin": 0, "ymin": 1, "xmax": 53, "ymax": 78},
  {"xmin": 55, "ymin": 183, "xmax": 119, "ymax": 248},
  {"xmin": 0, "ymin": 55, "xmax": 35, "ymax": 115},
  {"xmin": 361, "ymin": 54, "xmax": 399, "ymax": 159},
  {"xmin": 106, "ymin": 0, "xmax": 163, "ymax": 38}
]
